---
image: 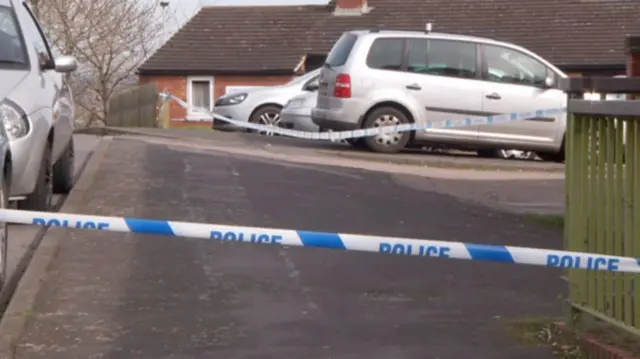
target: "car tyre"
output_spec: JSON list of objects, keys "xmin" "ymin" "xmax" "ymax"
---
[
  {"xmin": 345, "ymin": 138, "xmax": 367, "ymax": 149},
  {"xmin": 0, "ymin": 177, "xmax": 8, "ymax": 291},
  {"xmin": 53, "ymin": 140, "xmax": 75, "ymax": 194},
  {"xmin": 538, "ymin": 136, "xmax": 565, "ymax": 163},
  {"xmin": 495, "ymin": 149, "xmax": 537, "ymax": 160},
  {"xmin": 18, "ymin": 145, "xmax": 53, "ymax": 212},
  {"xmin": 249, "ymin": 105, "xmax": 282, "ymax": 135},
  {"xmin": 362, "ymin": 107, "xmax": 411, "ymax": 154},
  {"xmin": 476, "ymin": 149, "xmax": 496, "ymax": 158}
]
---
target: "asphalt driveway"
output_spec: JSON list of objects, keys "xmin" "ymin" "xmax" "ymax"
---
[{"xmin": 13, "ymin": 137, "xmax": 565, "ymax": 359}]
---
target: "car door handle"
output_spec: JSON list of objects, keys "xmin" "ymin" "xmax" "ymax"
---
[
  {"xmin": 405, "ymin": 83, "xmax": 422, "ymax": 91},
  {"xmin": 485, "ymin": 93, "xmax": 501, "ymax": 100}
]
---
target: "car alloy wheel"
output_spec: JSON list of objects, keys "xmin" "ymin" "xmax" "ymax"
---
[
  {"xmin": 373, "ymin": 114, "xmax": 402, "ymax": 146},
  {"xmin": 257, "ymin": 112, "xmax": 281, "ymax": 136}
]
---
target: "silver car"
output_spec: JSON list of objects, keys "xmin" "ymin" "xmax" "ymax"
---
[
  {"xmin": 280, "ymin": 91, "xmax": 320, "ymax": 132},
  {"xmin": 0, "ymin": 119, "xmax": 11, "ymax": 292},
  {"xmin": 0, "ymin": 0, "xmax": 78, "ymax": 211},
  {"xmin": 312, "ymin": 29, "xmax": 568, "ymax": 162},
  {"xmin": 213, "ymin": 68, "xmax": 321, "ymax": 131}
]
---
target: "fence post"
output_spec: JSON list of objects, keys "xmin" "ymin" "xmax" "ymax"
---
[
  {"xmin": 559, "ymin": 76, "xmax": 640, "ymax": 338},
  {"xmin": 158, "ymin": 92, "xmax": 171, "ymax": 129}
]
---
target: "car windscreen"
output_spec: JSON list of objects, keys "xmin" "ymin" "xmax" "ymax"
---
[
  {"xmin": 0, "ymin": 5, "xmax": 28, "ymax": 68},
  {"xmin": 286, "ymin": 69, "xmax": 319, "ymax": 86},
  {"xmin": 324, "ymin": 33, "xmax": 358, "ymax": 67}
]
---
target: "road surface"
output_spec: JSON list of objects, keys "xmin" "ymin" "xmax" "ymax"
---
[{"xmin": 13, "ymin": 136, "xmax": 565, "ymax": 359}]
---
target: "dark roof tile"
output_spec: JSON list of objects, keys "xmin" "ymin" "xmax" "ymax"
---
[{"xmin": 139, "ymin": 0, "xmax": 640, "ymax": 74}]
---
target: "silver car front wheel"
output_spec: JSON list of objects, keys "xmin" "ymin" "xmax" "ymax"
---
[{"xmin": 249, "ymin": 105, "xmax": 282, "ymax": 136}]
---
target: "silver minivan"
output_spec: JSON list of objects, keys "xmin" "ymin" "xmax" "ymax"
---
[{"xmin": 311, "ymin": 29, "xmax": 568, "ymax": 162}]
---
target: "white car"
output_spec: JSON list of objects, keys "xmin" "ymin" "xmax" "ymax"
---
[
  {"xmin": 213, "ymin": 69, "xmax": 320, "ymax": 131},
  {"xmin": 0, "ymin": 0, "xmax": 78, "ymax": 211}
]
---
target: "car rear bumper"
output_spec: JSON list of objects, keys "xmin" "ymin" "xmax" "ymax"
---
[
  {"xmin": 311, "ymin": 108, "xmax": 359, "ymax": 131},
  {"xmin": 280, "ymin": 109, "xmax": 319, "ymax": 132}
]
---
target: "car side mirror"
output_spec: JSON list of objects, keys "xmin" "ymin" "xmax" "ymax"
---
[{"xmin": 54, "ymin": 56, "xmax": 78, "ymax": 73}]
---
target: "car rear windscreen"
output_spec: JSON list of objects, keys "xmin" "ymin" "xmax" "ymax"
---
[{"xmin": 324, "ymin": 33, "xmax": 358, "ymax": 67}]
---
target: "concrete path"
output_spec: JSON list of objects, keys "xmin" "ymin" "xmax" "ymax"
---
[
  {"xmin": 10, "ymin": 137, "xmax": 565, "ymax": 359},
  {"xmin": 6, "ymin": 134, "xmax": 101, "ymax": 281}
]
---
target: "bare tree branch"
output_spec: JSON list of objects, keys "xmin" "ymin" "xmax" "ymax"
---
[{"xmin": 31, "ymin": 0, "xmax": 173, "ymax": 127}]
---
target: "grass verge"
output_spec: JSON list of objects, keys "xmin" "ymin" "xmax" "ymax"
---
[
  {"xmin": 505, "ymin": 316, "xmax": 640, "ymax": 359},
  {"xmin": 505, "ymin": 317, "xmax": 587, "ymax": 358},
  {"xmin": 525, "ymin": 214, "xmax": 565, "ymax": 229}
]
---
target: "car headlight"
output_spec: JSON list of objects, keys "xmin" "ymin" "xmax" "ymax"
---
[
  {"xmin": 286, "ymin": 99, "xmax": 303, "ymax": 109},
  {"xmin": 215, "ymin": 93, "xmax": 247, "ymax": 106},
  {"xmin": 0, "ymin": 100, "xmax": 29, "ymax": 140}
]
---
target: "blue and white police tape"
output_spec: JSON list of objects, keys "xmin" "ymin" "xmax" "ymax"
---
[
  {"xmin": 159, "ymin": 92, "xmax": 567, "ymax": 141},
  {"xmin": 1, "ymin": 208, "xmax": 639, "ymax": 273}
]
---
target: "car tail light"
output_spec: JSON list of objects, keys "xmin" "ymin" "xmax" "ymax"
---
[{"xmin": 334, "ymin": 73, "xmax": 352, "ymax": 98}]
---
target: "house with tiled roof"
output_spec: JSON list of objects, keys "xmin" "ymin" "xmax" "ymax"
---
[{"xmin": 138, "ymin": 0, "xmax": 640, "ymax": 122}]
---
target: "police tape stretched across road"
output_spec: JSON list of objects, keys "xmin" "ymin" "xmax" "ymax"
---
[
  {"xmin": 159, "ymin": 92, "xmax": 567, "ymax": 141},
  {"xmin": 1, "ymin": 208, "xmax": 639, "ymax": 274}
]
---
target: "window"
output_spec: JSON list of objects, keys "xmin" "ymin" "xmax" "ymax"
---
[
  {"xmin": 407, "ymin": 38, "xmax": 427, "ymax": 72},
  {"xmin": 19, "ymin": 3, "xmax": 54, "ymax": 68},
  {"xmin": 187, "ymin": 77, "xmax": 214, "ymax": 119},
  {"xmin": 483, "ymin": 45, "xmax": 549, "ymax": 87},
  {"xmin": 366, "ymin": 38, "xmax": 404, "ymax": 71},
  {"xmin": 0, "ymin": 5, "xmax": 28, "ymax": 67},
  {"xmin": 325, "ymin": 33, "xmax": 358, "ymax": 67},
  {"xmin": 407, "ymin": 39, "xmax": 476, "ymax": 79}
]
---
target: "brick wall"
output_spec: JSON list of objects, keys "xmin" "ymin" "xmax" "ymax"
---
[
  {"xmin": 139, "ymin": 74, "xmax": 293, "ymax": 122},
  {"xmin": 139, "ymin": 75, "xmax": 188, "ymax": 121}
]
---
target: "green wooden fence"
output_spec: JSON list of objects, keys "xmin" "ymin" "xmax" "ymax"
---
[
  {"xmin": 561, "ymin": 77, "xmax": 640, "ymax": 336},
  {"xmin": 107, "ymin": 83, "xmax": 159, "ymax": 127}
]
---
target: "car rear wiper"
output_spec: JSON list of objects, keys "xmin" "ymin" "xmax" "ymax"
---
[{"xmin": 322, "ymin": 62, "xmax": 333, "ymax": 69}]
